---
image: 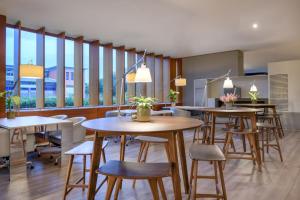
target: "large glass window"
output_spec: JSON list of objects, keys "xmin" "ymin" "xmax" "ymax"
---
[
  {"xmin": 99, "ymin": 46, "xmax": 104, "ymax": 105},
  {"xmin": 83, "ymin": 43, "xmax": 89, "ymax": 106},
  {"xmin": 44, "ymin": 35, "xmax": 57, "ymax": 107},
  {"xmin": 20, "ymin": 30, "xmax": 37, "ymax": 109},
  {"xmin": 65, "ymin": 39, "xmax": 74, "ymax": 106},
  {"xmin": 112, "ymin": 49, "xmax": 117, "ymax": 104},
  {"xmin": 5, "ymin": 28, "xmax": 15, "ymax": 94}
]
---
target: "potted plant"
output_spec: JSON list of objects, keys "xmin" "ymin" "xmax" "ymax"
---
[
  {"xmin": 0, "ymin": 91, "xmax": 21, "ymax": 119},
  {"xmin": 249, "ymin": 91, "xmax": 259, "ymax": 104},
  {"xmin": 129, "ymin": 96, "xmax": 157, "ymax": 122},
  {"xmin": 220, "ymin": 93, "xmax": 238, "ymax": 109},
  {"xmin": 168, "ymin": 89, "xmax": 179, "ymax": 107}
]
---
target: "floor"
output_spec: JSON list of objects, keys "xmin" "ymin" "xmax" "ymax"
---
[{"xmin": 1, "ymin": 129, "xmax": 300, "ymax": 200}]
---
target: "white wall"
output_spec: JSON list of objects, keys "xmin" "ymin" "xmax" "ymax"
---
[
  {"xmin": 268, "ymin": 60, "xmax": 300, "ymax": 112},
  {"xmin": 207, "ymin": 75, "xmax": 268, "ymax": 99}
]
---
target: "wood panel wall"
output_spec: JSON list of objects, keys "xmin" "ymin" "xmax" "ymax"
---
[
  {"xmin": 89, "ymin": 40, "xmax": 99, "ymax": 105},
  {"xmin": 155, "ymin": 55, "xmax": 163, "ymax": 101},
  {"xmin": 163, "ymin": 57, "xmax": 170, "ymax": 102},
  {"xmin": 74, "ymin": 36, "xmax": 83, "ymax": 107},
  {"xmin": 103, "ymin": 44, "xmax": 113, "ymax": 105},
  {"xmin": 56, "ymin": 32, "xmax": 65, "ymax": 107},
  {"xmin": 36, "ymin": 27, "xmax": 45, "ymax": 108},
  {"xmin": 146, "ymin": 53, "xmax": 155, "ymax": 97},
  {"xmin": 126, "ymin": 49, "xmax": 136, "ymax": 98},
  {"xmin": 0, "ymin": 15, "xmax": 6, "ymax": 117}
]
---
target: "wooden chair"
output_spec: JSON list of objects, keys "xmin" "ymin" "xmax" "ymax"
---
[
  {"xmin": 63, "ymin": 141, "xmax": 108, "ymax": 200},
  {"xmin": 132, "ymin": 136, "xmax": 171, "ymax": 188},
  {"xmin": 97, "ymin": 160, "xmax": 172, "ymax": 200},
  {"xmin": 188, "ymin": 144, "xmax": 227, "ymax": 200},
  {"xmin": 257, "ymin": 122, "xmax": 283, "ymax": 162},
  {"xmin": 223, "ymin": 129, "xmax": 258, "ymax": 168}
]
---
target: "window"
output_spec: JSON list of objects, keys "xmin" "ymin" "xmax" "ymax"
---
[
  {"xmin": 71, "ymin": 72, "xmax": 74, "ymax": 80},
  {"xmin": 99, "ymin": 46, "xmax": 104, "ymax": 105},
  {"xmin": 20, "ymin": 30, "xmax": 37, "ymax": 109},
  {"xmin": 66, "ymin": 72, "xmax": 69, "ymax": 80},
  {"xmin": 65, "ymin": 39, "xmax": 74, "ymax": 106},
  {"xmin": 83, "ymin": 43, "xmax": 89, "ymax": 106},
  {"xmin": 45, "ymin": 35, "xmax": 57, "ymax": 107},
  {"xmin": 112, "ymin": 49, "xmax": 117, "ymax": 104}
]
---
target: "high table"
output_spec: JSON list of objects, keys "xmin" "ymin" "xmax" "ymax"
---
[
  {"xmin": 0, "ymin": 116, "xmax": 73, "ymax": 181},
  {"xmin": 82, "ymin": 116, "xmax": 203, "ymax": 200},
  {"xmin": 175, "ymin": 106, "xmax": 263, "ymax": 170}
]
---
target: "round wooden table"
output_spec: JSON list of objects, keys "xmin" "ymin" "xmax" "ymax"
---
[{"xmin": 82, "ymin": 116, "xmax": 203, "ymax": 200}]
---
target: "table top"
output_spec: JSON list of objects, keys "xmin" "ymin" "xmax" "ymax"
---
[
  {"xmin": 235, "ymin": 104, "xmax": 276, "ymax": 108},
  {"xmin": 174, "ymin": 106, "xmax": 260, "ymax": 113},
  {"xmin": 111, "ymin": 109, "xmax": 173, "ymax": 116},
  {"xmin": 82, "ymin": 116, "xmax": 202, "ymax": 133},
  {"xmin": 0, "ymin": 116, "xmax": 69, "ymax": 129}
]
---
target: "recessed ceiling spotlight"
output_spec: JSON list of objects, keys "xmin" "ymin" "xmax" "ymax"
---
[{"xmin": 252, "ymin": 23, "xmax": 258, "ymax": 29}]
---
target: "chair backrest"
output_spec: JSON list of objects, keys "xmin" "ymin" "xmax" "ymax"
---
[
  {"xmin": 105, "ymin": 110, "xmax": 119, "ymax": 117},
  {"xmin": 67, "ymin": 117, "xmax": 87, "ymax": 143},
  {"xmin": 67, "ymin": 117, "xmax": 87, "ymax": 126},
  {"xmin": 0, "ymin": 128, "xmax": 10, "ymax": 157},
  {"xmin": 170, "ymin": 107, "xmax": 191, "ymax": 117},
  {"xmin": 50, "ymin": 115, "xmax": 68, "ymax": 120}
]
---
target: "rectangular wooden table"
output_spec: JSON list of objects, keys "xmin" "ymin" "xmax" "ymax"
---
[{"xmin": 0, "ymin": 116, "xmax": 73, "ymax": 181}]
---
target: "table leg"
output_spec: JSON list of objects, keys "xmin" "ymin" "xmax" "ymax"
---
[
  {"xmin": 120, "ymin": 135, "xmax": 126, "ymax": 160},
  {"xmin": 250, "ymin": 115, "xmax": 262, "ymax": 171},
  {"xmin": 211, "ymin": 115, "xmax": 216, "ymax": 144},
  {"xmin": 177, "ymin": 131, "xmax": 189, "ymax": 194},
  {"xmin": 168, "ymin": 132, "xmax": 182, "ymax": 200},
  {"xmin": 87, "ymin": 132, "xmax": 103, "ymax": 200}
]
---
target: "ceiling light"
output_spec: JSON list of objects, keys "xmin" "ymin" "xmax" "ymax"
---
[{"xmin": 252, "ymin": 23, "xmax": 258, "ymax": 29}]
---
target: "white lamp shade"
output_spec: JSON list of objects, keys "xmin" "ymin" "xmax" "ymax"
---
[
  {"xmin": 175, "ymin": 78, "xmax": 186, "ymax": 86},
  {"xmin": 223, "ymin": 77, "xmax": 233, "ymax": 88},
  {"xmin": 250, "ymin": 84, "xmax": 258, "ymax": 92},
  {"xmin": 20, "ymin": 64, "xmax": 43, "ymax": 79},
  {"xmin": 135, "ymin": 63, "xmax": 152, "ymax": 83}
]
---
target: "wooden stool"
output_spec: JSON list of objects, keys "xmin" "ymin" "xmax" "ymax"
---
[
  {"xmin": 259, "ymin": 114, "xmax": 285, "ymax": 138},
  {"xmin": 188, "ymin": 144, "xmax": 227, "ymax": 200},
  {"xmin": 257, "ymin": 123, "xmax": 283, "ymax": 162},
  {"xmin": 193, "ymin": 124, "xmax": 212, "ymax": 144},
  {"xmin": 223, "ymin": 129, "xmax": 258, "ymax": 168},
  {"xmin": 98, "ymin": 160, "xmax": 171, "ymax": 200},
  {"xmin": 132, "ymin": 136, "xmax": 171, "ymax": 188},
  {"xmin": 63, "ymin": 141, "xmax": 108, "ymax": 200}
]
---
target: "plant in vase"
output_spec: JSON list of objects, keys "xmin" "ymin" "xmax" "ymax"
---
[
  {"xmin": 168, "ymin": 89, "xmax": 179, "ymax": 107},
  {"xmin": 0, "ymin": 91, "xmax": 21, "ymax": 119},
  {"xmin": 220, "ymin": 93, "xmax": 238, "ymax": 109},
  {"xmin": 129, "ymin": 96, "xmax": 157, "ymax": 122},
  {"xmin": 249, "ymin": 91, "xmax": 259, "ymax": 104}
]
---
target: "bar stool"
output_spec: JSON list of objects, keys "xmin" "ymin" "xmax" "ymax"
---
[
  {"xmin": 98, "ymin": 160, "xmax": 171, "ymax": 200},
  {"xmin": 257, "ymin": 122, "xmax": 283, "ymax": 162},
  {"xmin": 63, "ymin": 141, "xmax": 108, "ymax": 200},
  {"xmin": 223, "ymin": 129, "xmax": 258, "ymax": 168},
  {"xmin": 258, "ymin": 114, "xmax": 285, "ymax": 138},
  {"xmin": 188, "ymin": 144, "xmax": 227, "ymax": 200},
  {"xmin": 132, "ymin": 136, "xmax": 171, "ymax": 188}
]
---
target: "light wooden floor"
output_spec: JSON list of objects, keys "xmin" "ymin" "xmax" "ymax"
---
[{"xmin": 1, "ymin": 130, "xmax": 300, "ymax": 200}]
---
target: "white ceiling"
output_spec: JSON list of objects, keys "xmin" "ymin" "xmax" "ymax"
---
[{"xmin": 1, "ymin": 0, "xmax": 300, "ymax": 58}]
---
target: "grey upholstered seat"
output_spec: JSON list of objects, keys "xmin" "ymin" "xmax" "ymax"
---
[
  {"xmin": 189, "ymin": 144, "xmax": 225, "ymax": 161},
  {"xmin": 98, "ymin": 160, "xmax": 171, "ymax": 179}
]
